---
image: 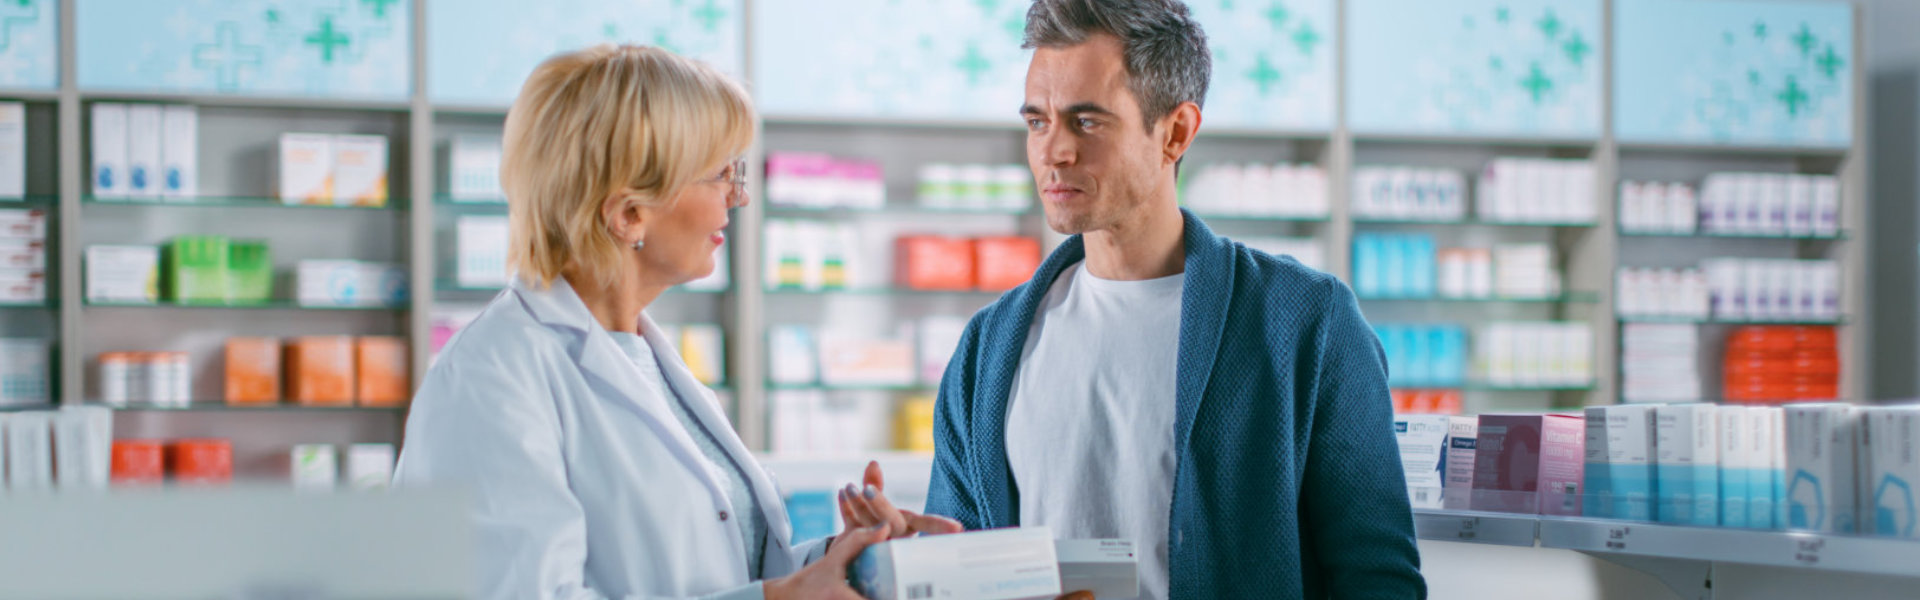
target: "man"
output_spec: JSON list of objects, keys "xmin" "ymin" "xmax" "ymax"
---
[{"xmin": 923, "ymin": 1, "xmax": 1426, "ymax": 598}]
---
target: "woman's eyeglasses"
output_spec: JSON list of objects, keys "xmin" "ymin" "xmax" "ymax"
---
[{"xmin": 713, "ymin": 159, "xmax": 748, "ymax": 208}]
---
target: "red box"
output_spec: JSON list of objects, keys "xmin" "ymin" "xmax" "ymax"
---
[
  {"xmin": 169, "ymin": 439, "xmax": 233, "ymax": 485},
  {"xmin": 974, "ymin": 236, "xmax": 1042, "ymax": 291},
  {"xmin": 111, "ymin": 440, "xmax": 165, "ymax": 487},
  {"xmin": 896, "ymin": 236, "xmax": 975, "ymax": 290}
]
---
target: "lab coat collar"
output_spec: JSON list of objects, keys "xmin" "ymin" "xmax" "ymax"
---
[{"xmin": 510, "ymin": 277, "xmax": 794, "ymax": 550}]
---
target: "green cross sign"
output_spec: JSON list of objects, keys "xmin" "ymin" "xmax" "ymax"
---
[
  {"xmin": 1495, "ymin": 6, "xmax": 1509, "ymax": 24},
  {"xmin": 1749, "ymin": 69, "xmax": 1762, "ymax": 87},
  {"xmin": 0, "ymin": 0, "xmax": 37, "ymax": 52},
  {"xmin": 1265, "ymin": 1, "xmax": 1289, "ymax": 32},
  {"xmin": 956, "ymin": 42, "xmax": 991, "ymax": 87},
  {"xmin": 974, "ymin": 0, "xmax": 999, "ymax": 13},
  {"xmin": 1793, "ymin": 24, "xmax": 1817, "ymax": 57},
  {"xmin": 1292, "ymin": 22, "xmax": 1320, "ymax": 56},
  {"xmin": 361, "ymin": 0, "xmax": 398, "ymax": 19},
  {"xmin": 1817, "ymin": 44, "xmax": 1846, "ymax": 80},
  {"xmin": 265, "ymin": 9, "xmax": 280, "ymax": 24},
  {"xmin": 193, "ymin": 23, "xmax": 263, "ymax": 91},
  {"xmin": 693, "ymin": 0, "xmax": 727, "ymax": 33},
  {"xmin": 1754, "ymin": 20, "xmax": 1767, "ymax": 39},
  {"xmin": 1520, "ymin": 62, "xmax": 1553, "ymax": 103},
  {"xmin": 1562, "ymin": 31, "xmax": 1590, "ymax": 66},
  {"xmin": 1246, "ymin": 52, "xmax": 1281, "ymax": 95},
  {"xmin": 1537, "ymin": 9, "xmax": 1561, "ymax": 39},
  {"xmin": 304, "ymin": 16, "xmax": 351, "ymax": 64},
  {"xmin": 1777, "ymin": 76, "xmax": 1809, "ymax": 117}
]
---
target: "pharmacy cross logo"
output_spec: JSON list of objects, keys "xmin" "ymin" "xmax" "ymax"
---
[
  {"xmin": 1292, "ymin": 21, "xmax": 1320, "ymax": 56},
  {"xmin": 1537, "ymin": 9, "xmax": 1561, "ymax": 40},
  {"xmin": 0, "ymin": 0, "xmax": 38, "ymax": 53},
  {"xmin": 1245, "ymin": 52, "xmax": 1280, "ymax": 95},
  {"xmin": 1793, "ymin": 23, "xmax": 1818, "ymax": 57},
  {"xmin": 193, "ymin": 23, "xmax": 264, "ymax": 92},
  {"xmin": 1776, "ymin": 75, "xmax": 1810, "ymax": 117},
  {"xmin": 360, "ymin": 0, "xmax": 398, "ymax": 19},
  {"xmin": 1816, "ymin": 45, "xmax": 1845, "ymax": 81},
  {"xmin": 1562, "ymin": 31, "xmax": 1590, "ymax": 67},
  {"xmin": 693, "ymin": 0, "xmax": 727, "ymax": 34},
  {"xmin": 1520, "ymin": 62, "xmax": 1553, "ymax": 103},
  {"xmin": 955, "ymin": 42, "xmax": 990, "ymax": 87},
  {"xmin": 1264, "ymin": 1, "xmax": 1289, "ymax": 32},
  {"xmin": 305, "ymin": 16, "xmax": 352, "ymax": 64},
  {"xmin": 1754, "ymin": 20, "xmax": 1767, "ymax": 39}
]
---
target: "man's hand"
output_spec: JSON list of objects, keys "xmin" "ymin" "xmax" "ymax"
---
[{"xmin": 838, "ymin": 460, "xmax": 964, "ymax": 539}]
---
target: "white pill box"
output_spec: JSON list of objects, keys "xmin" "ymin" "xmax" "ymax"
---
[
  {"xmin": 852, "ymin": 527, "xmax": 1061, "ymax": 600},
  {"xmin": 332, "ymin": 134, "xmax": 389, "ymax": 207},
  {"xmin": 278, "ymin": 133, "xmax": 333, "ymax": 205},
  {"xmin": 1055, "ymin": 539, "xmax": 1139, "ymax": 599}
]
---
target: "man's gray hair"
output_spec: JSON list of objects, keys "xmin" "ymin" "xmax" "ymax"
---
[{"xmin": 1024, "ymin": 0, "xmax": 1211, "ymax": 129}]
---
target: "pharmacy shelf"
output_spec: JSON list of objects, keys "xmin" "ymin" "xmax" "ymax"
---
[
  {"xmin": 1359, "ymin": 292, "xmax": 1603, "ymax": 304},
  {"xmin": 0, "ymin": 88, "xmax": 58, "ymax": 101},
  {"xmin": 0, "ymin": 195, "xmax": 58, "ymax": 206},
  {"xmin": 1536, "ymin": 516, "xmax": 1920, "ymax": 578},
  {"xmin": 0, "ymin": 300, "xmax": 54, "ymax": 309},
  {"xmin": 766, "ymin": 383, "xmax": 934, "ymax": 393},
  {"xmin": 1352, "ymin": 217, "xmax": 1598, "ymax": 228},
  {"xmin": 0, "ymin": 403, "xmax": 56, "ymax": 412},
  {"xmin": 1392, "ymin": 382, "xmax": 1598, "ymax": 392},
  {"xmin": 83, "ymin": 300, "xmax": 406, "ymax": 311},
  {"xmin": 77, "ymin": 91, "xmax": 413, "ymax": 113},
  {"xmin": 764, "ymin": 204, "xmax": 1035, "ymax": 217},
  {"xmin": 1351, "ymin": 132, "xmax": 1600, "ymax": 148},
  {"xmin": 1613, "ymin": 141, "xmax": 1852, "ymax": 158},
  {"xmin": 82, "ymin": 197, "xmax": 405, "ymax": 211},
  {"xmin": 433, "ymin": 281, "xmax": 729, "ymax": 297},
  {"xmin": 1618, "ymin": 229, "xmax": 1848, "ymax": 241},
  {"xmin": 1411, "ymin": 509, "xmax": 1541, "ymax": 547},
  {"xmin": 100, "ymin": 402, "xmax": 407, "ymax": 413},
  {"xmin": 1616, "ymin": 315, "xmax": 1848, "ymax": 326}
]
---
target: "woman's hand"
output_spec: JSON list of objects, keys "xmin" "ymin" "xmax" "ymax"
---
[
  {"xmin": 763, "ymin": 523, "xmax": 890, "ymax": 600},
  {"xmin": 838, "ymin": 461, "xmax": 963, "ymax": 539}
]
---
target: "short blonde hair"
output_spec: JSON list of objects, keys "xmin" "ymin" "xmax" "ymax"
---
[{"xmin": 501, "ymin": 44, "xmax": 755, "ymax": 290}]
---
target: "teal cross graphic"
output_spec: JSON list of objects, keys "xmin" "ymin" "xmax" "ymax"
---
[
  {"xmin": 1793, "ymin": 23, "xmax": 1817, "ymax": 56},
  {"xmin": 693, "ymin": 0, "xmax": 727, "ymax": 34},
  {"xmin": 193, "ymin": 23, "xmax": 263, "ymax": 92},
  {"xmin": 1754, "ymin": 20, "xmax": 1767, "ymax": 39},
  {"xmin": 0, "ymin": 0, "xmax": 39, "ymax": 53},
  {"xmin": 360, "ymin": 0, "xmax": 398, "ymax": 19},
  {"xmin": 1495, "ymin": 6, "xmax": 1509, "ymax": 24},
  {"xmin": 1537, "ymin": 9, "xmax": 1561, "ymax": 39},
  {"xmin": 1221, "ymin": 0, "xmax": 1234, "ymax": 11},
  {"xmin": 1264, "ymin": 1, "xmax": 1289, "ymax": 32},
  {"xmin": 602, "ymin": 22, "xmax": 618, "ymax": 39},
  {"xmin": 652, "ymin": 28, "xmax": 679, "ymax": 54},
  {"xmin": 1246, "ymin": 52, "xmax": 1280, "ymax": 95},
  {"xmin": 1292, "ymin": 22, "xmax": 1320, "ymax": 56},
  {"xmin": 1562, "ymin": 31, "xmax": 1590, "ymax": 66},
  {"xmin": 956, "ymin": 42, "xmax": 991, "ymax": 87},
  {"xmin": 1749, "ymin": 69, "xmax": 1762, "ymax": 87},
  {"xmin": 1520, "ymin": 62, "xmax": 1553, "ymax": 103},
  {"xmin": 304, "ymin": 16, "xmax": 351, "ymax": 64},
  {"xmin": 1817, "ymin": 44, "xmax": 1845, "ymax": 80},
  {"xmin": 1777, "ymin": 76, "xmax": 1809, "ymax": 117},
  {"xmin": 265, "ymin": 9, "xmax": 280, "ymax": 24},
  {"xmin": 974, "ymin": 0, "xmax": 999, "ymax": 13},
  {"xmin": 1489, "ymin": 56, "xmax": 1504, "ymax": 71},
  {"xmin": 1003, "ymin": 13, "xmax": 1024, "ymax": 40}
]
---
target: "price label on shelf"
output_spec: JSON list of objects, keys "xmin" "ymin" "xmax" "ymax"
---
[
  {"xmin": 1792, "ymin": 536, "xmax": 1825, "ymax": 567},
  {"xmin": 1605, "ymin": 525, "xmax": 1632, "ymax": 552},
  {"xmin": 1454, "ymin": 517, "xmax": 1479, "ymax": 542}
]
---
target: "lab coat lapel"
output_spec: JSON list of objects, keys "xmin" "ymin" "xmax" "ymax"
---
[
  {"xmin": 511, "ymin": 278, "xmax": 733, "ymax": 508},
  {"xmin": 1173, "ymin": 209, "xmax": 1231, "ymax": 459},
  {"xmin": 640, "ymin": 314, "xmax": 795, "ymax": 549}
]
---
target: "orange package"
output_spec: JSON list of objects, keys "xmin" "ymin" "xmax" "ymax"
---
[
  {"xmin": 286, "ymin": 336, "xmax": 355, "ymax": 406},
  {"xmin": 225, "ymin": 337, "xmax": 281, "ymax": 405},
  {"xmin": 895, "ymin": 236, "xmax": 975, "ymax": 291},
  {"xmin": 974, "ymin": 236, "xmax": 1042, "ymax": 291},
  {"xmin": 111, "ymin": 440, "xmax": 165, "ymax": 487},
  {"xmin": 169, "ymin": 439, "xmax": 233, "ymax": 485},
  {"xmin": 356, "ymin": 336, "xmax": 410, "ymax": 407}
]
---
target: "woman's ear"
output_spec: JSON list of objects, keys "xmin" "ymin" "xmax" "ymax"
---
[{"xmin": 601, "ymin": 189, "xmax": 649, "ymax": 244}]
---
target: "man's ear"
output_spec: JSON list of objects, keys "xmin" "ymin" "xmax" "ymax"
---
[{"xmin": 1160, "ymin": 101, "xmax": 1202, "ymax": 167}]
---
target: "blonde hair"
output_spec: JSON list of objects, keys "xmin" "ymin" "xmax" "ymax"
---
[{"xmin": 501, "ymin": 44, "xmax": 755, "ymax": 290}]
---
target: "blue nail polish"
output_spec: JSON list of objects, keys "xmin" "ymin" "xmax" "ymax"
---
[{"xmin": 863, "ymin": 484, "xmax": 877, "ymax": 500}]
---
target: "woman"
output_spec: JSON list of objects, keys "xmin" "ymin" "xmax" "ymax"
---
[{"xmin": 393, "ymin": 45, "xmax": 952, "ymax": 600}]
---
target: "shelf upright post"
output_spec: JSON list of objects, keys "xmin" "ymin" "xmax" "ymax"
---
[
  {"xmin": 56, "ymin": 0, "xmax": 80, "ymax": 406},
  {"xmin": 1326, "ymin": 0, "xmax": 1354, "ymax": 283},
  {"xmin": 1841, "ymin": 1, "xmax": 1870, "ymax": 401},
  {"xmin": 409, "ymin": 0, "xmax": 436, "ymax": 396},
  {"xmin": 1578, "ymin": 0, "xmax": 1623, "ymax": 408},
  {"xmin": 736, "ymin": 0, "xmax": 768, "ymax": 450}
]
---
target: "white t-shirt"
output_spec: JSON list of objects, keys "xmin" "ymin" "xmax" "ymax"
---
[{"xmin": 1005, "ymin": 262, "xmax": 1183, "ymax": 600}]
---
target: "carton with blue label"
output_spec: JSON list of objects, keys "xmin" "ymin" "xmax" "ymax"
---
[
  {"xmin": 1863, "ymin": 407, "xmax": 1920, "ymax": 539},
  {"xmin": 851, "ymin": 527, "xmax": 1060, "ymax": 600},
  {"xmin": 1585, "ymin": 405, "xmax": 1656, "ymax": 521},
  {"xmin": 1656, "ymin": 404, "xmax": 1720, "ymax": 526},
  {"xmin": 1785, "ymin": 403, "xmax": 1858, "ymax": 533}
]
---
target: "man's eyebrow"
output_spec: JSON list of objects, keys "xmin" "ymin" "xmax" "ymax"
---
[{"xmin": 1019, "ymin": 103, "xmax": 1119, "ymax": 118}]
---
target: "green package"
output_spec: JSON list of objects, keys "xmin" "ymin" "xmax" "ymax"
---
[
  {"xmin": 226, "ymin": 240, "xmax": 273, "ymax": 304},
  {"xmin": 166, "ymin": 235, "xmax": 230, "ymax": 304}
]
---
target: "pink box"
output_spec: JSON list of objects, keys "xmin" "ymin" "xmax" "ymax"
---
[{"xmin": 1471, "ymin": 413, "xmax": 1586, "ymax": 515}]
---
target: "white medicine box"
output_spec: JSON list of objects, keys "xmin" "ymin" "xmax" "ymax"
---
[
  {"xmin": 332, "ymin": 134, "xmax": 388, "ymax": 207},
  {"xmin": 278, "ymin": 133, "xmax": 333, "ymax": 205}
]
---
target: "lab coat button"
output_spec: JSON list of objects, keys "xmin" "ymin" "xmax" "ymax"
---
[{"xmin": 719, "ymin": 510, "xmax": 730, "ymax": 521}]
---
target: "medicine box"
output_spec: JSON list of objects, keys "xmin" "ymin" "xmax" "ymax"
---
[
  {"xmin": 449, "ymin": 135, "xmax": 504, "ymax": 201},
  {"xmin": 225, "ymin": 337, "xmax": 281, "ymax": 405},
  {"xmin": 226, "ymin": 240, "xmax": 272, "ymax": 303},
  {"xmin": 1055, "ymin": 539, "xmax": 1139, "ymax": 599},
  {"xmin": 291, "ymin": 444, "xmax": 338, "ymax": 491},
  {"xmin": 975, "ymin": 236, "xmax": 1041, "ymax": 291},
  {"xmin": 0, "ymin": 338, "xmax": 48, "ymax": 407},
  {"xmin": 851, "ymin": 527, "xmax": 1061, "ymax": 600},
  {"xmin": 278, "ymin": 133, "xmax": 333, "ymax": 205},
  {"xmin": 1656, "ymin": 404, "xmax": 1721, "ymax": 526},
  {"xmin": 1863, "ymin": 407, "xmax": 1920, "ymax": 538},
  {"xmin": 287, "ymin": 336, "xmax": 355, "ymax": 406},
  {"xmin": 126, "ymin": 104, "xmax": 161, "ymax": 199},
  {"xmin": 346, "ymin": 443, "xmax": 396, "ymax": 491},
  {"xmin": 677, "ymin": 325, "xmax": 725, "ymax": 386},
  {"xmin": 165, "ymin": 235, "xmax": 230, "ymax": 304},
  {"xmin": 0, "ymin": 102, "xmax": 24, "ymax": 199},
  {"xmin": 896, "ymin": 236, "xmax": 975, "ymax": 291},
  {"xmin": 1444, "ymin": 416, "xmax": 1478, "ymax": 510},
  {"xmin": 6, "ymin": 412, "xmax": 53, "ymax": 490},
  {"xmin": 456, "ymin": 215, "xmax": 510, "ymax": 288},
  {"xmin": 85, "ymin": 245, "xmax": 159, "ymax": 303},
  {"xmin": 1472, "ymin": 413, "xmax": 1586, "ymax": 515},
  {"xmin": 296, "ymin": 260, "xmax": 408, "ymax": 307},
  {"xmin": 1785, "ymin": 403, "xmax": 1858, "ymax": 533},
  {"xmin": 91, "ymin": 103, "xmax": 128, "ymax": 198},
  {"xmin": 1749, "ymin": 406, "xmax": 1781, "ymax": 529},
  {"xmin": 53, "ymin": 406, "xmax": 113, "ymax": 491},
  {"xmin": 1719, "ymin": 406, "xmax": 1757, "ymax": 528},
  {"xmin": 332, "ymin": 134, "xmax": 388, "ymax": 207},
  {"xmin": 161, "ymin": 105, "xmax": 197, "ymax": 199},
  {"xmin": 0, "ymin": 208, "xmax": 46, "ymax": 239},
  {"xmin": 355, "ymin": 336, "xmax": 408, "ymax": 407},
  {"xmin": 1585, "ymin": 405, "xmax": 1656, "ymax": 521},
  {"xmin": 1395, "ymin": 415, "xmax": 1450, "ymax": 509}
]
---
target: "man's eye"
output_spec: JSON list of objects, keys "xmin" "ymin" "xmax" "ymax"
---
[
  {"xmin": 1026, "ymin": 119, "xmax": 1045, "ymax": 131},
  {"xmin": 1077, "ymin": 118, "xmax": 1098, "ymax": 130}
]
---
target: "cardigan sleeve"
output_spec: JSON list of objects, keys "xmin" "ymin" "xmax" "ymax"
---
[
  {"xmin": 1299, "ymin": 279, "xmax": 1429, "ymax": 599},
  {"xmin": 925, "ymin": 316, "xmax": 987, "ymax": 530}
]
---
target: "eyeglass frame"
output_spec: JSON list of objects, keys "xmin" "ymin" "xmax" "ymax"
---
[{"xmin": 710, "ymin": 158, "xmax": 749, "ymax": 208}]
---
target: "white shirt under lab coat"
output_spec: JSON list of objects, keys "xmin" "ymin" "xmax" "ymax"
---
[{"xmin": 394, "ymin": 277, "xmax": 823, "ymax": 600}]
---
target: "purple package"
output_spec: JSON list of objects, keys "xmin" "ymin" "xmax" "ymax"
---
[{"xmin": 1472, "ymin": 413, "xmax": 1587, "ymax": 515}]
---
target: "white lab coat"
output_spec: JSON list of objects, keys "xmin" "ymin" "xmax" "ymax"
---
[{"xmin": 394, "ymin": 277, "xmax": 823, "ymax": 600}]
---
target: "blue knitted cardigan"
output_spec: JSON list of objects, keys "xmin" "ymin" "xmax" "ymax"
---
[{"xmin": 925, "ymin": 209, "xmax": 1426, "ymax": 599}]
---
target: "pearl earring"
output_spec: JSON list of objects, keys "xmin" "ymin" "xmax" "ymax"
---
[{"xmin": 633, "ymin": 239, "xmax": 645, "ymax": 251}]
